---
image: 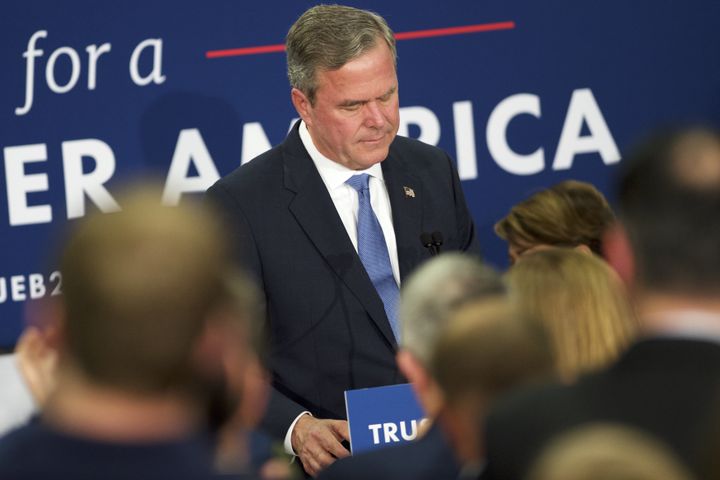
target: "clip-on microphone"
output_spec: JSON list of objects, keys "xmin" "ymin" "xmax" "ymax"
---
[{"xmin": 420, "ymin": 231, "xmax": 444, "ymax": 256}]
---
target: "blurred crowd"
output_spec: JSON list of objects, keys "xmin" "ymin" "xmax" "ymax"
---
[{"xmin": 1, "ymin": 126, "xmax": 719, "ymax": 480}]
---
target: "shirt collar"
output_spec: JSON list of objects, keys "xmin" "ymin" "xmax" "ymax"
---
[{"xmin": 299, "ymin": 121, "xmax": 384, "ymax": 190}]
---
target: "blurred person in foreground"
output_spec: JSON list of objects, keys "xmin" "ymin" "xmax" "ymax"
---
[
  {"xmin": 0, "ymin": 186, "xmax": 263, "ymax": 479},
  {"xmin": 0, "ymin": 324, "xmax": 57, "ymax": 436},
  {"xmin": 506, "ymin": 248, "xmax": 636, "ymax": 381},
  {"xmin": 318, "ymin": 253, "xmax": 503, "ymax": 480},
  {"xmin": 431, "ymin": 299, "xmax": 554, "ymax": 479},
  {"xmin": 481, "ymin": 127, "xmax": 720, "ymax": 479},
  {"xmin": 207, "ymin": 5, "xmax": 479, "ymax": 475},
  {"xmin": 527, "ymin": 424, "xmax": 694, "ymax": 480},
  {"xmin": 494, "ymin": 180, "xmax": 614, "ymax": 265}
]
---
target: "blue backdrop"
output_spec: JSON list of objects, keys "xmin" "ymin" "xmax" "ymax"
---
[{"xmin": 2, "ymin": 1, "xmax": 719, "ymax": 346}]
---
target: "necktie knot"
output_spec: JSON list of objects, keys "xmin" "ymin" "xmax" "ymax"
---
[{"xmin": 346, "ymin": 173, "xmax": 370, "ymax": 193}]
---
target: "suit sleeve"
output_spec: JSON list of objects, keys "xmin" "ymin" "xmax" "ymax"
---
[
  {"xmin": 205, "ymin": 181, "xmax": 308, "ymax": 440},
  {"xmin": 445, "ymin": 152, "xmax": 482, "ymax": 258}
]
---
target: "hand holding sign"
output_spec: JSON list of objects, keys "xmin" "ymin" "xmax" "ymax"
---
[{"xmin": 291, "ymin": 414, "xmax": 350, "ymax": 477}]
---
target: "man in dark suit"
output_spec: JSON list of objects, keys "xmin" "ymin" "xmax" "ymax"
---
[
  {"xmin": 317, "ymin": 254, "xmax": 504, "ymax": 480},
  {"xmin": 206, "ymin": 4, "xmax": 479, "ymax": 476},
  {"xmin": 481, "ymin": 127, "xmax": 720, "ymax": 480}
]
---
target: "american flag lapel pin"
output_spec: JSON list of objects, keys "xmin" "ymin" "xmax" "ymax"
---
[{"xmin": 403, "ymin": 186, "xmax": 415, "ymax": 198}]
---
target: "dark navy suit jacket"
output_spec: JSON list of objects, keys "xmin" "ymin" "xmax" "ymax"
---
[{"xmin": 207, "ymin": 123, "xmax": 479, "ymax": 439}]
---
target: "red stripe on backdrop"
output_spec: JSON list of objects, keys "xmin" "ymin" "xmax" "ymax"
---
[
  {"xmin": 394, "ymin": 21, "xmax": 515, "ymax": 40},
  {"xmin": 205, "ymin": 21, "xmax": 516, "ymax": 59}
]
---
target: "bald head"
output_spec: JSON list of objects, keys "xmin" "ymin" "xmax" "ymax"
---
[{"xmin": 670, "ymin": 130, "xmax": 720, "ymax": 189}]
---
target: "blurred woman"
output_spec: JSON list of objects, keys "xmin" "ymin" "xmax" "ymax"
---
[
  {"xmin": 495, "ymin": 180, "xmax": 614, "ymax": 265},
  {"xmin": 506, "ymin": 248, "xmax": 636, "ymax": 381}
]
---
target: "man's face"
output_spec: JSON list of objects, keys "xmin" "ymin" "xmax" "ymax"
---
[{"xmin": 292, "ymin": 41, "xmax": 400, "ymax": 170}]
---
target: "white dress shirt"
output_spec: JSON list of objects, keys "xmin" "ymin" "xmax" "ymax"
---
[{"xmin": 283, "ymin": 122, "xmax": 401, "ymax": 454}]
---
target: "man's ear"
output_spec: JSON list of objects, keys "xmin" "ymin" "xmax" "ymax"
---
[
  {"xmin": 290, "ymin": 88, "xmax": 313, "ymax": 126},
  {"xmin": 396, "ymin": 349, "xmax": 425, "ymax": 387},
  {"xmin": 396, "ymin": 349, "xmax": 444, "ymax": 417},
  {"xmin": 603, "ymin": 222, "xmax": 635, "ymax": 289}
]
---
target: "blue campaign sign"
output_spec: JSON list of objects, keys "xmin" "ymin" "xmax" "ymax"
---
[{"xmin": 345, "ymin": 383, "xmax": 427, "ymax": 455}]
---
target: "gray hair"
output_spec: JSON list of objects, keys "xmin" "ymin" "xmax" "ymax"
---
[
  {"xmin": 286, "ymin": 4, "xmax": 397, "ymax": 103},
  {"xmin": 400, "ymin": 253, "xmax": 505, "ymax": 365}
]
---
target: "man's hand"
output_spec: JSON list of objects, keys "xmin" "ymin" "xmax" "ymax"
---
[
  {"xmin": 291, "ymin": 414, "xmax": 349, "ymax": 477},
  {"xmin": 16, "ymin": 326, "xmax": 57, "ymax": 406}
]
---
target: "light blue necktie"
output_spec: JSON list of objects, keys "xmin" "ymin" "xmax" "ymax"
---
[{"xmin": 346, "ymin": 174, "xmax": 400, "ymax": 341}]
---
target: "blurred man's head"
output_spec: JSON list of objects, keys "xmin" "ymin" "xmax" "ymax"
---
[
  {"xmin": 397, "ymin": 253, "xmax": 505, "ymax": 416},
  {"xmin": 195, "ymin": 269, "xmax": 266, "ymax": 435},
  {"xmin": 57, "ymin": 186, "xmax": 230, "ymax": 395},
  {"xmin": 527, "ymin": 424, "xmax": 693, "ymax": 480},
  {"xmin": 432, "ymin": 299, "xmax": 553, "ymax": 464},
  {"xmin": 610, "ymin": 127, "xmax": 720, "ymax": 296}
]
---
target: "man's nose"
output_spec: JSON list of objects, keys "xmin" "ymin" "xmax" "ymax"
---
[{"xmin": 363, "ymin": 101, "xmax": 386, "ymax": 128}]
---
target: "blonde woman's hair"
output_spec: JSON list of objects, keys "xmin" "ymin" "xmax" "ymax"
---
[
  {"xmin": 506, "ymin": 248, "xmax": 636, "ymax": 379},
  {"xmin": 495, "ymin": 180, "xmax": 614, "ymax": 257}
]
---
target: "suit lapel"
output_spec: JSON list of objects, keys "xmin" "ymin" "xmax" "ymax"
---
[
  {"xmin": 382, "ymin": 149, "xmax": 424, "ymax": 282},
  {"xmin": 282, "ymin": 126, "xmax": 398, "ymax": 348}
]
